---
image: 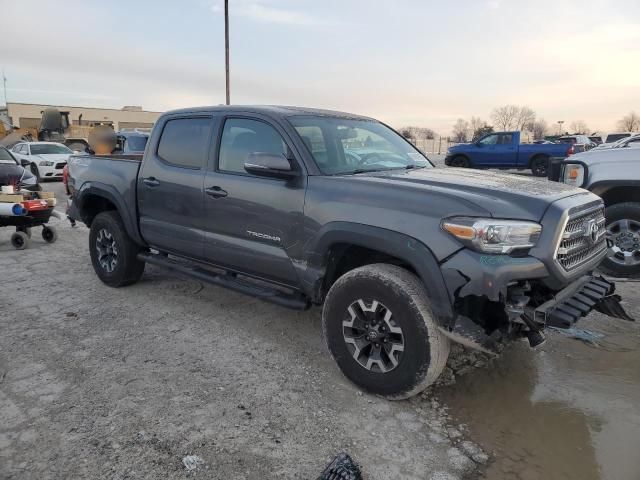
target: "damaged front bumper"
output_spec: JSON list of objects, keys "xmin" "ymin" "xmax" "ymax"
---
[
  {"xmin": 532, "ymin": 275, "xmax": 634, "ymax": 327},
  {"xmin": 439, "ymin": 250, "xmax": 634, "ymax": 353}
]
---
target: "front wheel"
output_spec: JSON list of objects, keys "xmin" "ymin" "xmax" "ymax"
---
[
  {"xmin": 42, "ymin": 226, "xmax": 58, "ymax": 243},
  {"xmin": 600, "ymin": 202, "xmax": 640, "ymax": 278},
  {"xmin": 322, "ymin": 264, "xmax": 450, "ymax": 399},
  {"xmin": 11, "ymin": 231, "xmax": 31, "ymax": 250},
  {"xmin": 449, "ymin": 155, "xmax": 469, "ymax": 168},
  {"xmin": 530, "ymin": 156, "xmax": 548, "ymax": 177},
  {"xmin": 89, "ymin": 211, "xmax": 145, "ymax": 287}
]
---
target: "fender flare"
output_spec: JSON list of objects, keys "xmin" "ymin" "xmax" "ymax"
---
[
  {"xmin": 75, "ymin": 182, "xmax": 145, "ymax": 246},
  {"xmin": 302, "ymin": 222, "xmax": 455, "ymax": 323}
]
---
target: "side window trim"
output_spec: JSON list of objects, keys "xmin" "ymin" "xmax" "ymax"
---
[
  {"xmin": 155, "ymin": 115, "xmax": 213, "ymax": 170},
  {"xmin": 214, "ymin": 115, "xmax": 300, "ymax": 178}
]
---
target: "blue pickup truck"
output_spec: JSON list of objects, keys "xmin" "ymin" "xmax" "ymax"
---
[{"xmin": 445, "ymin": 131, "xmax": 573, "ymax": 177}]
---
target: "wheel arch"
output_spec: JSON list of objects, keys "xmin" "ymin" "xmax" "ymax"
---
[
  {"xmin": 75, "ymin": 182, "xmax": 145, "ymax": 246},
  {"xmin": 590, "ymin": 182, "xmax": 640, "ymax": 207},
  {"xmin": 303, "ymin": 222, "xmax": 454, "ymax": 323}
]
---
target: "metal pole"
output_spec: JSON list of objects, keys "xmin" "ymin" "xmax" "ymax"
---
[
  {"xmin": 2, "ymin": 70, "xmax": 7, "ymax": 107},
  {"xmin": 224, "ymin": 0, "xmax": 230, "ymax": 105}
]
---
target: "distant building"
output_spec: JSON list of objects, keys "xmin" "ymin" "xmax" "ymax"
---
[{"xmin": 4, "ymin": 102, "xmax": 162, "ymax": 131}]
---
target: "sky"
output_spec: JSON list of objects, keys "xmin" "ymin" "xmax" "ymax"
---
[{"xmin": 1, "ymin": 0, "xmax": 639, "ymax": 135}]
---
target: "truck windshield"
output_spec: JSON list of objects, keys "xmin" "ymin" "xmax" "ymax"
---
[
  {"xmin": 31, "ymin": 144, "xmax": 73, "ymax": 155},
  {"xmin": 288, "ymin": 116, "xmax": 431, "ymax": 175}
]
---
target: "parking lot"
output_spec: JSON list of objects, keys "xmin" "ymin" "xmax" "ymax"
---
[{"xmin": 1, "ymin": 176, "xmax": 639, "ymax": 480}]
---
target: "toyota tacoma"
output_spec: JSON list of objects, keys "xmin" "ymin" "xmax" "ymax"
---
[{"xmin": 67, "ymin": 106, "xmax": 632, "ymax": 399}]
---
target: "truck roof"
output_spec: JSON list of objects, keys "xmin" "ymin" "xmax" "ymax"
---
[{"xmin": 163, "ymin": 105, "xmax": 375, "ymax": 121}]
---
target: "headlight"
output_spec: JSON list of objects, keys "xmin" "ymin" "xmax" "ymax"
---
[
  {"xmin": 442, "ymin": 217, "xmax": 542, "ymax": 254},
  {"xmin": 39, "ymin": 160, "xmax": 54, "ymax": 166},
  {"xmin": 562, "ymin": 164, "xmax": 585, "ymax": 187}
]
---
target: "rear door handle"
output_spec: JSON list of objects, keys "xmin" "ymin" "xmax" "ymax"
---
[
  {"xmin": 205, "ymin": 186, "xmax": 228, "ymax": 198},
  {"xmin": 142, "ymin": 177, "xmax": 160, "ymax": 187}
]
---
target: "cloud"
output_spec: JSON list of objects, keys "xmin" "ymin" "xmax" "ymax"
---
[
  {"xmin": 210, "ymin": 1, "xmax": 320, "ymax": 26},
  {"xmin": 487, "ymin": 0, "xmax": 502, "ymax": 9}
]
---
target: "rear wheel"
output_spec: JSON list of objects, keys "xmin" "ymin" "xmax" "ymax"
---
[
  {"xmin": 89, "ymin": 211, "xmax": 145, "ymax": 287},
  {"xmin": 600, "ymin": 202, "xmax": 640, "ymax": 278},
  {"xmin": 530, "ymin": 156, "xmax": 548, "ymax": 177},
  {"xmin": 322, "ymin": 264, "xmax": 450, "ymax": 399},
  {"xmin": 449, "ymin": 155, "xmax": 469, "ymax": 168}
]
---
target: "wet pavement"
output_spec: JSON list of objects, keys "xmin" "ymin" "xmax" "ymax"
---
[{"xmin": 439, "ymin": 285, "xmax": 640, "ymax": 480}]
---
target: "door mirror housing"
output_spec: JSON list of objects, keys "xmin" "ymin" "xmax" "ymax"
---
[
  {"xmin": 20, "ymin": 159, "xmax": 31, "ymax": 167},
  {"xmin": 244, "ymin": 152, "xmax": 297, "ymax": 179}
]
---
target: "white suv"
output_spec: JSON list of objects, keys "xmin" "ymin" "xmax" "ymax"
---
[{"xmin": 11, "ymin": 141, "xmax": 73, "ymax": 181}]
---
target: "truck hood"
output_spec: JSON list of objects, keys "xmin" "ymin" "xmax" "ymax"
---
[
  {"xmin": 569, "ymin": 148, "xmax": 638, "ymax": 167},
  {"xmin": 352, "ymin": 167, "xmax": 588, "ymax": 221}
]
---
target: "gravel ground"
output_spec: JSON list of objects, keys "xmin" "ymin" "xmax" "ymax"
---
[{"xmin": 0, "ymin": 182, "xmax": 485, "ymax": 479}]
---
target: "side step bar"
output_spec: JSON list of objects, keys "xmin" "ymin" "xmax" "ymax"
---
[{"xmin": 137, "ymin": 252, "xmax": 311, "ymax": 311}]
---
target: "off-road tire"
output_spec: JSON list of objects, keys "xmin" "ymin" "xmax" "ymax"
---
[
  {"xmin": 599, "ymin": 202, "xmax": 640, "ymax": 278},
  {"xmin": 530, "ymin": 156, "xmax": 548, "ymax": 177},
  {"xmin": 322, "ymin": 263, "xmax": 450, "ymax": 399},
  {"xmin": 11, "ymin": 231, "xmax": 30, "ymax": 250},
  {"xmin": 89, "ymin": 211, "xmax": 145, "ymax": 287}
]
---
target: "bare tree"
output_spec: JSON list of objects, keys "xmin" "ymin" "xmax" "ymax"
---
[
  {"xmin": 570, "ymin": 120, "xmax": 589, "ymax": 134},
  {"xmin": 491, "ymin": 105, "xmax": 519, "ymax": 131},
  {"xmin": 530, "ymin": 119, "xmax": 548, "ymax": 140},
  {"xmin": 514, "ymin": 106, "xmax": 536, "ymax": 131},
  {"xmin": 452, "ymin": 118, "xmax": 470, "ymax": 143},
  {"xmin": 617, "ymin": 112, "xmax": 640, "ymax": 132},
  {"xmin": 491, "ymin": 105, "xmax": 536, "ymax": 131},
  {"xmin": 399, "ymin": 126, "xmax": 436, "ymax": 141}
]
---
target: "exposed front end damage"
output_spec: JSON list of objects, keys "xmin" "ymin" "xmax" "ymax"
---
[{"xmin": 439, "ymin": 249, "xmax": 634, "ymax": 353}]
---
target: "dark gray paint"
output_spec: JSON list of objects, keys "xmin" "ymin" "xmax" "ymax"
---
[{"xmin": 68, "ymin": 105, "xmax": 608, "ymax": 328}]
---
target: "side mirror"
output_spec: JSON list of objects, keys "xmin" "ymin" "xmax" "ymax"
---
[
  {"xmin": 244, "ymin": 152, "xmax": 297, "ymax": 179},
  {"xmin": 20, "ymin": 159, "xmax": 30, "ymax": 167}
]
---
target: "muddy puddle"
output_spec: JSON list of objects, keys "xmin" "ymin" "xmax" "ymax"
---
[{"xmin": 439, "ymin": 309, "xmax": 640, "ymax": 480}]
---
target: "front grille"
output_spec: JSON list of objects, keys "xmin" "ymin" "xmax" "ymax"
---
[{"xmin": 556, "ymin": 204, "xmax": 606, "ymax": 271}]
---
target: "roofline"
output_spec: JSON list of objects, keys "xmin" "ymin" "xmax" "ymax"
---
[{"xmin": 6, "ymin": 102, "xmax": 163, "ymax": 114}]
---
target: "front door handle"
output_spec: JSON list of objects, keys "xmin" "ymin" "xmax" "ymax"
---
[
  {"xmin": 205, "ymin": 186, "xmax": 228, "ymax": 198},
  {"xmin": 142, "ymin": 177, "xmax": 160, "ymax": 187}
]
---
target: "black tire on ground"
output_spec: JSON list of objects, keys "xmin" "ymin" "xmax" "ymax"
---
[
  {"xmin": 599, "ymin": 202, "xmax": 640, "ymax": 278},
  {"xmin": 11, "ymin": 231, "xmax": 31, "ymax": 250},
  {"xmin": 89, "ymin": 211, "xmax": 145, "ymax": 287},
  {"xmin": 530, "ymin": 156, "xmax": 548, "ymax": 177},
  {"xmin": 30, "ymin": 163, "xmax": 41, "ymax": 181},
  {"xmin": 449, "ymin": 155, "xmax": 469, "ymax": 168},
  {"xmin": 322, "ymin": 263, "xmax": 450, "ymax": 400},
  {"xmin": 42, "ymin": 225, "xmax": 58, "ymax": 243}
]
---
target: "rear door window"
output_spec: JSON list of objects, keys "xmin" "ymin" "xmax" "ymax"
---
[{"xmin": 157, "ymin": 117, "xmax": 211, "ymax": 168}]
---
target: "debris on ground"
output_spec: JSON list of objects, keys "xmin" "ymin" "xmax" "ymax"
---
[
  {"xmin": 182, "ymin": 455, "xmax": 204, "ymax": 472},
  {"xmin": 316, "ymin": 453, "xmax": 363, "ymax": 480},
  {"xmin": 548, "ymin": 326, "xmax": 604, "ymax": 346}
]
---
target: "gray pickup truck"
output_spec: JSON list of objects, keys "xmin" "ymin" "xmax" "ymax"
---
[
  {"xmin": 549, "ymin": 145, "xmax": 640, "ymax": 277},
  {"xmin": 68, "ymin": 106, "xmax": 632, "ymax": 399}
]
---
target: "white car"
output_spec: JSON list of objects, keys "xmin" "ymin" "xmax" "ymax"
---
[
  {"xmin": 11, "ymin": 141, "xmax": 72, "ymax": 181},
  {"xmin": 592, "ymin": 133, "xmax": 640, "ymax": 151}
]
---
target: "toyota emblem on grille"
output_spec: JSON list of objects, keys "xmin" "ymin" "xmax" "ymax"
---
[{"xmin": 584, "ymin": 219, "xmax": 598, "ymax": 244}]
